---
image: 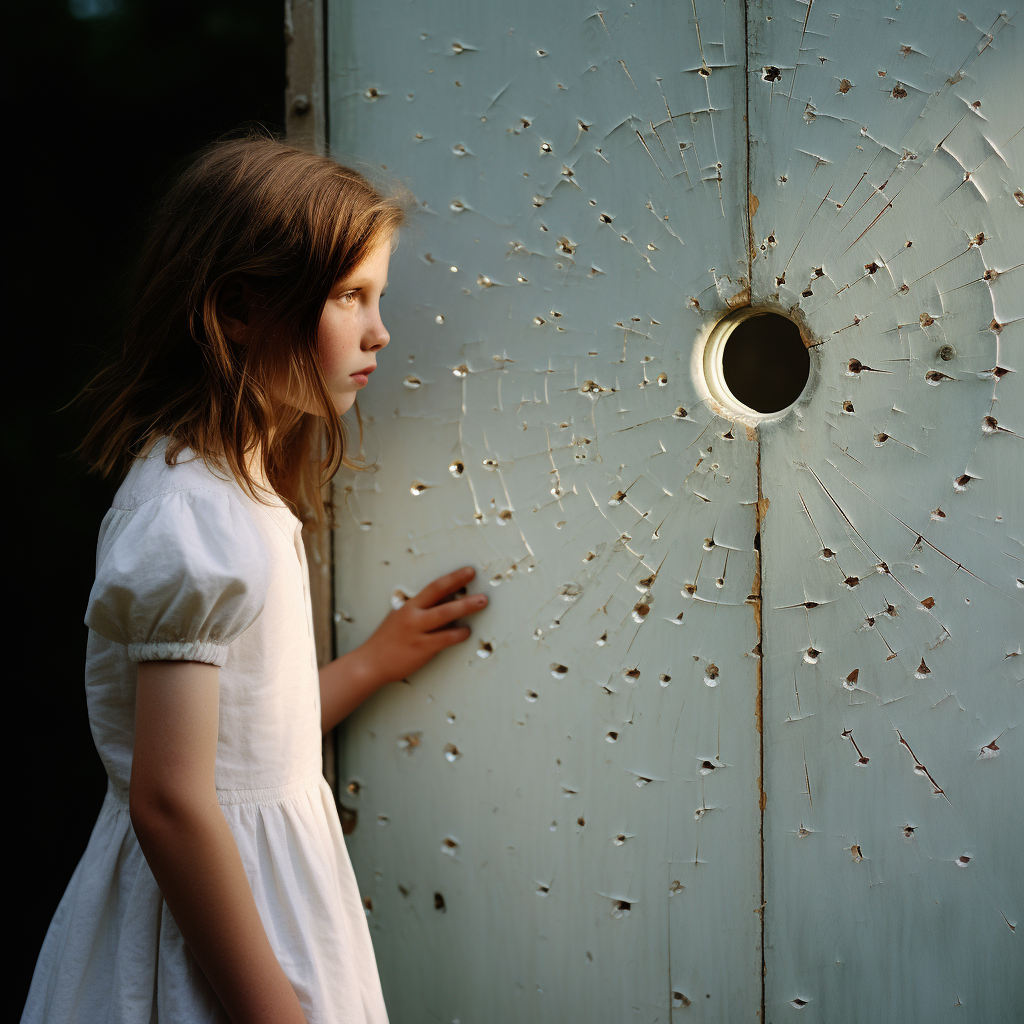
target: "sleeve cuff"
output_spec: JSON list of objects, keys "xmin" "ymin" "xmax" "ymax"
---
[{"xmin": 126, "ymin": 639, "xmax": 230, "ymax": 667}]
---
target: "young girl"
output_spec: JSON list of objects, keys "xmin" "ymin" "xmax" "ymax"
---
[{"xmin": 22, "ymin": 135, "xmax": 487, "ymax": 1024}]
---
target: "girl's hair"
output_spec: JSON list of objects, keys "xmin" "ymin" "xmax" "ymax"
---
[{"xmin": 76, "ymin": 132, "xmax": 407, "ymax": 525}]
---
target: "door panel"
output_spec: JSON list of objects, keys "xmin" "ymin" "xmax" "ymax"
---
[{"xmin": 327, "ymin": 2, "xmax": 1021, "ymax": 1021}]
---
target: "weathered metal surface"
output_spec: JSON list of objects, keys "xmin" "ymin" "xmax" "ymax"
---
[
  {"xmin": 323, "ymin": 1, "xmax": 1021, "ymax": 1020},
  {"xmin": 749, "ymin": 3, "xmax": 1022, "ymax": 1020}
]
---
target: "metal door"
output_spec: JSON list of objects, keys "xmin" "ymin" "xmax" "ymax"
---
[{"xmin": 325, "ymin": 3, "xmax": 1022, "ymax": 1020}]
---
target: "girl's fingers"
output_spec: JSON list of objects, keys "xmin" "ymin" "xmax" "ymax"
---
[
  {"xmin": 419, "ymin": 594, "xmax": 487, "ymax": 632},
  {"xmin": 428, "ymin": 625, "xmax": 472, "ymax": 649},
  {"xmin": 410, "ymin": 566, "xmax": 476, "ymax": 609}
]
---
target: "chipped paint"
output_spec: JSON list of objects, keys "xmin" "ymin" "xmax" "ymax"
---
[{"xmin": 325, "ymin": 1, "xmax": 1022, "ymax": 1021}]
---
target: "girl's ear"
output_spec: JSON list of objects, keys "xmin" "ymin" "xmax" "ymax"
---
[{"xmin": 217, "ymin": 276, "xmax": 257, "ymax": 345}]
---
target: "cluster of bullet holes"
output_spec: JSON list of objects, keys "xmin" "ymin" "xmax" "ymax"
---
[{"xmin": 702, "ymin": 309, "xmax": 811, "ymax": 417}]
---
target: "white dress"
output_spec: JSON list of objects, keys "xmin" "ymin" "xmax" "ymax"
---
[{"xmin": 22, "ymin": 438, "xmax": 389, "ymax": 1024}]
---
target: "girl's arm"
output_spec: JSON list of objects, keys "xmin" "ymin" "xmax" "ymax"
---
[
  {"xmin": 319, "ymin": 565, "xmax": 488, "ymax": 733},
  {"xmin": 130, "ymin": 661, "xmax": 308, "ymax": 1024}
]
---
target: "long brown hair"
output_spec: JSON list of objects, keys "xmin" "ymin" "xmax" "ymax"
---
[{"xmin": 76, "ymin": 133, "xmax": 408, "ymax": 524}]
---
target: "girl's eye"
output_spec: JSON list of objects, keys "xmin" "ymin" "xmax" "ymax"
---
[{"xmin": 340, "ymin": 291, "xmax": 358, "ymax": 305}]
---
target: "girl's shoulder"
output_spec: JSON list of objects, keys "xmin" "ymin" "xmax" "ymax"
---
[{"xmin": 112, "ymin": 436, "xmax": 246, "ymax": 513}]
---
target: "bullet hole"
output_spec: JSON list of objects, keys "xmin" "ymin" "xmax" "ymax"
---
[
  {"xmin": 917, "ymin": 597, "xmax": 936, "ymax": 612},
  {"xmin": 556, "ymin": 236, "xmax": 576, "ymax": 255},
  {"xmin": 611, "ymin": 900, "xmax": 631, "ymax": 918},
  {"xmin": 441, "ymin": 836, "xmax": 459, "ymax": 856},
  {"xmin": 925, "ymin": 370, "xmax": 955, "ymax": 384},
  {"xmin": 481, "ymin": 459, "xmax": 497, "ymax": 471},
  {"xmin": 577, "ymin": 119, "xmax": 590, "ymax": 132},
  {"xmin": 801, "ymin": 288, "xmax": 814, "ymax": 297},
  {"xmin": 540, "ymin": 142, "xmax": 552, "ymax": 153},
  {"xmin": 698, "ymin": 64, "xmax": 712, "ymax": 77},
  {"xmin": 363, "ymin": 86, "xmax": 381, "ymax": 100},
  {"xmin": 683, "ymin": 583, "xmax": 697, "ymax": 597},
  {"xmin": 672, "ymin": 992, "xmax": 692, "ymax": 1008},
  {"xmin": 919, "ymin": 312, "xmax": 936, "ymax": 328},
  {"xmin": 851, "ymin": 844, "xmax": 863, "ymax": 862},
  {"xmin": 608, "ymin": 490, "xmax": 628, "ymax": 506},
  {"xmin": 452, "ymin": 364, "xmax": 469, "ymax": 378},
  {"xmin": 659, "ymin": 674, "xmax": 671, "ymax": 687},
  {"xmin": 550, "ymin": 664, "xmax": 568, "ymax": 679},
  {"xmin": 391, "ymin": 589, "xmax": 410, "ymax": 610},
  {"xmin": 953, "ymin": 474, "xmax": 973, "ymax": 491},
  {"xmin": 346, "ymin": 779, "xmax": 361, "ymax": 795},
  {"xmin": 451, "ymin": 142, "xmax": 468, "ymax": 157},
  {"xmin": 838, "ymin": 78, "xmax": 852, "ymax": 93},
  {"xmin": 672, "ymin": 406, "xmax": 689, "ymax": 419},
  {"xmin": 873, "ymin": 432, "xmax": 891, "ymax": 447},
  {"xmin": 708, "ymin": 310, "xmax": 810, "ymax": 414},
  {"xmin": 560, "ymin": 165, "xmax": 575, "ymax": 180},
  {"xmin": 956, "ymin": 854, "xmax": 971, "ymax": 867},
  {"xmin": 362, "ymin": 895, "xmax": 373, "ymax": 915},
  {"xmin": 632, "ymin": 602, "xmax": 651, "ymax": 622},
  {"xmin": 656, "ymin": 372, "xmax": 668, "ymax": 386},
  {"xmin": 443, "ymin": 743, "xmax": 461, "ymax": 763},
  {"xmin": 914, "ymin": 659, "xmax": 931, "ymax": 679},
  {"xmin": 435, "ymin": 314, "xmax": 445, "ymax": 324},
  {"xmin": 972, "ymin": 231, "xmax": 987, "ymax": 247},
  {"xmin": 536, "ymin": 48, "xmax": 548, "ymax": 57},
  {"xmin": 804, "ymin": 647, "xmax": 821, "ymax": 665},
  {"xmin": 700, "ymin": 760, "xmax": 717, "ymax": 775},
  {"xmin": 524, "ymin": 690, "xmax": 538, "ymax": 703},
  {"xmin": 476, "ymin": 641, "xmax": 493, "ymax": 659},
  {"xmin": 903, "ymin": 824, "xmax": 916, "ymax": 838},
  {"xmin": 703, "ymin": 537, "xmax": 716, "ymax": 551},
  {"xmin": 842, "ymin": 400, "xmax": 855, "ymax": 414},
  {"xmin": 865, "ymin": 261, "xmax": 880, "ymax": 275},
  {"xmin": 844, "ymin": 669, "xmax": 859, "ymax": 690},
  {"xmin": 803, "ymin": 102, "xmax": 817, "ymax": 122},
  {"xmin": 679, "ymin": 141, "xmax": 688, "ymax": 151},
  {"xmin": 605, "ymin": 732, "xmax": 619, "ymax": 743},
  {"xmin": 820, "ymin": 547, "xmax": 835, "ymax": 560},
  {"xmin": 410, "ymin": 481, "xmax": 430, "ymax": 496},
  {"xmin": 937, "ymin": 344, "xmax": 957, "ymax": 362},
  {"xmin": 1015, "ymin": 189, "xmax": 1024, "ymax": 206},
  {"xmin": 449, "ymin": 199, "xmax": 465, "ymax": 213},
  {"xmin": 762, "ymin": 65, "xmax": 781, "ymax": 81},
  {"xmin": 891, "ymin": 82, "xmax": 908, "ymax": 98},
  {"xmin": 398, "ymin": 732, "xmax": 422, "ymax": 753},
  {"xmin": 847, "ymin": 358, "xmax": 865, "ymax": 375},
  {"xmin": 376, "ymin": 813, "xmax": 389, "ymax": 825},
  {"xmin": 704, "ymin": 664, "xmax": 720, "ymax": 687}
]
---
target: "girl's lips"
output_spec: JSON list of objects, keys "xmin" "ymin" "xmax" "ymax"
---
[{"xmin": 351, "ymin": 373, "xmax": 369, "ymax": 386}]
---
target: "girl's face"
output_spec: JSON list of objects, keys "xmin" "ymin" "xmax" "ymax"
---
[{"xmin": 313, "ymin": 234, "xmax": 393, "ymax": 416}]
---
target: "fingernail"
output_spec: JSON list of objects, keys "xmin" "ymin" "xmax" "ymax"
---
[{"xmin": 474, "ymin": 594, "xmax": 487, "ymax": 606}]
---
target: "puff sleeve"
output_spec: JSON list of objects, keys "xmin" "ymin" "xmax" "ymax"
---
[{"xmin": 84, "ymin": 487, "xmax": 270, "ymax": 666}]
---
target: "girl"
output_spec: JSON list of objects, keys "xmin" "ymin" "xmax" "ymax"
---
[{"xmin": 22, "ymin": 135, "xmax": 487, "ymax": 1024}]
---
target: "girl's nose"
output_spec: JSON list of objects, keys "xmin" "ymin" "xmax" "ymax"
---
[{"xmin": 365, "ymin": 312, "xmax": 390, "ymax": 351}]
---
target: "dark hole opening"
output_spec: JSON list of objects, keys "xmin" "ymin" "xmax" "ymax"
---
[{"xmin": 721, "ymin": 313, "xmax": 810, "ymax": 413}]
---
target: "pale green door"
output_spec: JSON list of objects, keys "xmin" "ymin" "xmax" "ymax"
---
[{"xmin": 327, "ymin": 2, "xmax": 1022, "ymax": 1021}]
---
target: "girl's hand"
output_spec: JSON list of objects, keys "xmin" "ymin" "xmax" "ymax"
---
[{"xmin": 360, "ymin": 565, "xmax": 488, "ymax": 687}]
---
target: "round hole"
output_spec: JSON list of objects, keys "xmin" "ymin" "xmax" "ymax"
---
[{"xmin": 702, "ymin": 309, "xmax": 811, "ymax": 418}]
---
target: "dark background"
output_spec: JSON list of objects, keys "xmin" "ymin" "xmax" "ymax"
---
[{"xmin": 12, "ymin": 0, "xmax": 284, "ymax": 1013}]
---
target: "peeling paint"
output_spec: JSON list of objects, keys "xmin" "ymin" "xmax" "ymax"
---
[{"xmin": 326, "ymin": 1, "xmax": 1022, "ymax": 1021}]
